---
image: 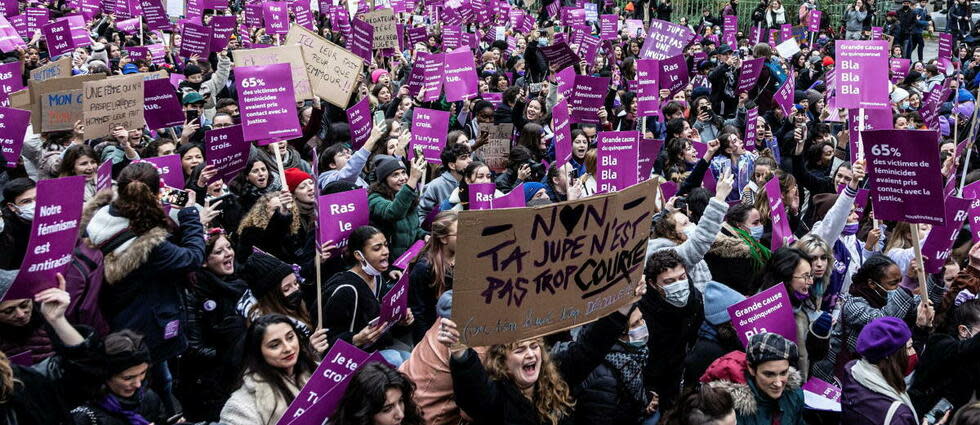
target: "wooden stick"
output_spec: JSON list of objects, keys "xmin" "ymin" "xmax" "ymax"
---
[
  {"xmin": 910, "ymin": 224, "xmax": 928, "ymax": 297},
  {"xmin": 958, "ymin": 100, "xmax": 980, "ymax": 195},
  {"xmin": 271, "ymin": 142, "xmax": 290, "ymax": 201},
  {"xmin": 315, "ymin": 253, "xmax": 323, "ymax": 329}
]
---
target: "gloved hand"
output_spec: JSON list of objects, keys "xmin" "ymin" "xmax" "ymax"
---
[{"xmin": 809, "ymin": 311, "xmax": 833, "ymax": 339}]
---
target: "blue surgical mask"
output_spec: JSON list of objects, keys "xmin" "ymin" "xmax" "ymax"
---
[
  {"xmin": 662, "ymin": 280, "xmax": 690, "ymax": 307},
  {"xmin": 628, "ymin": 323, "xmax": 649, "ymax": 347},
  {"xmin": 749, "ymin": 225, "xmax": 764, "ymax": 240}
]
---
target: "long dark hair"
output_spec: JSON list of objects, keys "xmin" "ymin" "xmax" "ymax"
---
[
  {"xmin": 761, "ymin": 248, "xmax": 812, "ymax": 307},
  {"xmin": 113, "ymin": 163, "xmax": 167, "ymax": 235},
  {"xmin": 230, "ymin": 156, "xmax": 278, "ymax": 193},
  {"xmin": 239, "ymin": 314, "xmax": 318, "ymax": 405},
  {"xmin": 332, "ymin": 362, "xmax": 425, "ymax": 425},
  {"xmin": 664, "ymin": 385, "xmax": 735, "ymax": 425},
  {"xmin": 457, "ymin": 161, "xmax": 489, "ymax": 209},
  {"xmin": 58, "ymin": 144, "xmax": 97, "ymax": 177}
]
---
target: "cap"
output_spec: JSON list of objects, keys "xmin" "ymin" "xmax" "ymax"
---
[{"xmin": 182, "ymin": 92, "xmax": 205, "ymax": 105}]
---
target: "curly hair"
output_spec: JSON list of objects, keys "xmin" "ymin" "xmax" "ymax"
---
[
  {"xmin": 653, "ymin": 211, "xmax": 688, "ymax": 244},
  {"xmin": 237, "ymin": 192, "xmax": 301, "ymax": 236},
  {"xmin": 332, "ymin": 362, "xmax": 425, "ymax": 425},
  {"xmin": 0, "ymin": 351, "xmax": 21, "ymax": 403},
  {"xmin": 113, "ymin": 163, "xmax": 168, "ymax": 235},
  {"xmin": 484, "ymin": 338, "xmax": 574, "ymax": 425}
]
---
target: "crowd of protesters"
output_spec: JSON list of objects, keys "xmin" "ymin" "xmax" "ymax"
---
[{"xmin": 3, "ymin": 0, "xmax": 980, "ymax": 423}]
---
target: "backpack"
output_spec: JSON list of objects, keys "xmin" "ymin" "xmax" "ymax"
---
[{"xmin": 63, "ymin": 241, "xmax": 110, "ymax": 336}]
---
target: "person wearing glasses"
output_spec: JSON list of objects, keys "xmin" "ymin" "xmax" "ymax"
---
[{"xmin": 759, "ymin": 247, "xmax": 820, "ymax": 380}]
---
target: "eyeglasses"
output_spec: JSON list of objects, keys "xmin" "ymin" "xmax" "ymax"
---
[{"xmin": 793, "ymin": 273, "xmax": 814, "ymax": 281}]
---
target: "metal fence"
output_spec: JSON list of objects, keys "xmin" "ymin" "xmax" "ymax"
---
[{"xmin": 642, "ymin": 0, "xmax": 894, "ymax": 30}]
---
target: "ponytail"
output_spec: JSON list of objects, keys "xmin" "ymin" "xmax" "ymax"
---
[{"xmin": 113, "ymin": 163, "xmax": 167, "ymax": 235}]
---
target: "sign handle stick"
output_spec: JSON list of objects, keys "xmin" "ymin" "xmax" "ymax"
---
[
  {"xmin": 910, "ymin": 224, "xmax": 929, "ymax": 297},
  {"xmin": 856, "ymin": 108, "xmax": 865, "ymax": 161},
  {"xmin": 315, "ymin": 253, "xmax": 323, "ymax": 329},
  {"xmin": 271, "ymin": 143, "xmax": 290, "ymax": 205},
  {"xmin": 959, "ymin": 103, "xmax": 980, "ymax": 195},
  {"xmin": 139, "ymin": 17, "xmax": 144, "ymax": 46}
]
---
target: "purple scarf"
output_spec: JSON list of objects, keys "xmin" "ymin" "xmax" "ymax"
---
[
  {"xmin": 98, "ymin": 393, "xmax": 150, "ymax": 425},
  {"xmin": 824, "ymin": 239, "xmax": 851, "ymax": 312}
]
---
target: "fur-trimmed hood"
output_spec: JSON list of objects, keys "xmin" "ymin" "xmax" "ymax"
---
[
  {"xmin": 701, "ymin": 351, "xmax": 803, "ymax": 416},
  {"xmin": 82, "ymin": 189, "xmax": 169, "ymax": 284},
  {"xmin": 707, "ymin": 229, "xmax": 753, "ymax": 259}
]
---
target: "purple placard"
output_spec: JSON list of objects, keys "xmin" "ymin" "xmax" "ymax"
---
[
  {"xmin": 539, "ymin": 42, "xmax": 580, "ymax": 71},
  {"xmin": 58, "ymin": 15, "xmax": 91, "ymax": 49},
  {"xmin": 863, "ymin": 130, "xmax": 945, "ymax": 225},
  {"xmin": 317, "ymin": 188, "xmax": 369, "ymax": 252},
  {"xmin": 807, "ymin": 10, "xmax": 822, "ymax": 32},
  {"xmin": 596, "ymin": 131, "xmax": 639, "ymax": 193},
  {"xmin": 116, "ymin": 17, "xmax": 140, "ymax": 34},
  {"xmin": 661, "ymin": 181, "xmax": 678, "ymax": 200},
  {"xmin": 737, "ymin": 58, "xmax": 764, "ymax": 95},
  {"xmin": 637, "ymin": 138, "xmax": 663, "ymax": 181},
  {"xmin": 42, "ymin": 20, "xmax": 74, "ymax": 58},
  {"xmin": 292, "ymin": 1, "xmax": 314, "ymax": 30},
  {"xmin": 745, "ymin": 107, "xmax": 758, "ymax": 147},
  {"xmin": 803, "ymin": 378, "xmax": 842, "ymax": 405},
  {"xmin": 245, "ymin": 4, "xmax": 263, "ymax": 27},
  {"xmin": 442, "ymin": 24, "xmax": 461, "ymax": 50},
  {"xmin": 765, "ymin": 177, "xmax": 795, "ymax": 250},
  {"xmin": 969, "ymin": 198, "xmax": 980, "ymax": 244},
  {"xmin": 179, "ymin": 23, "xmax": 211, "ymax": 58},
  {"xmin": 889, "ymin": 58, "xmax": 910, "ymax": 83},
  {"xmin": 659, "ymin": 54, "xmax": 688, "ymax": 95},
  {"xmin": 492, "ymin": 183, "xmax": 526, "ymax": 209},
  {"xmin": 409, "ymin": 108, "xmax": 449, "ymax": 164},
  {"xmin": 25, "ymin": 8, "xmax": 49, "ymax": 33},
  {"xmin": 7, "ymin": 351, "xmax": 31, "ymax": 366},
  {"xmin": 263, "ymin": 2, "xmax": 289, "ymax": 34},
  {"xmin": 922, "ymin": 196, "xmax": 971, "ymax": 273},
  {"xmin": 346, "ymin": 96, "xmax": 372, "ymax": 151},
  {"xmin": 847, "ymin": 108, "xmax": 892, "ymax": 162},
  {"xmin": 570, "ymin": 75, "xmax": 608, "ymax": 124},
  {"xmin": 779, "ymin": 24, "xmax": 793, "ymax": 42},
  {"xmin": 139, "ymin": 154, "xmax": 184, "ymax": 189},
  {"xmin": 143, "ymin": 78, "xmax": 184, "ymax": 129},
  {"xmin": 555, "ymin": 66, "xmax": 576, "ymax": 100},
  {"xmin": 375, "ymin": 270, "xmax": 409, "ymax": 333},
  {"xmin": 0, "ymin": 61, "xmax": 21, "ymax": 107},
  {"xmin": 349, "ymin": 18, "xmax": 374, "ymax": 63},
  {"xmin": 639, "ymin": 19, "xmax": 695, "ymax": 60},
  {"xmin": 279, "ymin": 340, "xmax": 371, "ymax": 425},
  {"xmin": 723, "ymin": 15, "xmax": 737, "ymax": 47},
  {"xmin": 236, "ymin": 63, "xmax": 302, "ymax": 142},
  {"xmin": 5, "ymin": 176, "xmax": 86, "ymax": 301},
  {"xmin": 579, "ymin": 35, "xmax": 601, "ymax": 64},
  {"xmin": 139, "ymin": 0, "xmax": 170, "ymax": 31},
  {"xmin": 774, "ymin": 74, "xmax": 795, "ymax": 117},
  {"xmin": 964, "ymin": 180, "xmax": 980, "ymax": 200},
  {"xmin": 406, "ymin": 26, "xmax": 426, "ymax": 45},
  {"xmin": 422, "ymin": 53, "xmax": 444, "ymax": 101},
  {"xmin": 552, "ymin": 98, "xmax": 572, "ymax": 168},
  {"xmin": 636, "ymin": 59, "xmax": 660, "ymax": 117},
  {"xmin": 727, "ymin": 284, "xmax": 797, "ymax": 346},
  {"xmin": 0, "ymin": 0, "xmax": 14, "ymax": 17},
  {"xmin": 204, "ymin": 125, "xmax": 249, "ymax": 185},
  {"xmin": 392, "ymin": 239, "xmax": 424, "ymax": 270},
  {"xmin": 600, "ymin": 14, "xmax": 617, "ymax": 40},
  {"xmin": 209, "ymin": 16, "xmax": 236, "ymax": 52},
  {"xmin": 0, "ymin": 106, "xmax": 29, "ymax": 167},
  {"xmin": 0, "ymin": 15, "xmax": 27, "ymax": 53},
  {"xmin": 834, "ymin": 40, "xmax": 889, "ymax": 109},
  {"xmin": 939, "ymin": 32, "xmax": 953, "ymax": 62},
  {"xmin": 468, "ymin": 182, "xmax": 495, "ymax": 210},
  {"xmin": 96, "ymin": 159, "xmax": 112, "ymax": 192},
  {"xmin": 444, "ymin": 48, "xmax": 478, "ymax": 102}
]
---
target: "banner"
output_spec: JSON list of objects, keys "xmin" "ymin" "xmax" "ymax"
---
[
  {"xmin": 284, "ymin": 25, "xmax": 362, "ymax": 108},
  {"xmin": 142, "ymin": 78, "xmax": 184, "ymax": 129},
  {"xmin": 727, "ymin": 283, "xmax": 796, "ymax": 346},
  {"xmin": 204, "ymin": 125, "xmax": 249, "ymax": 185},
  {"xmin": 475, "ymin": 122, "xmax": 512, "ymax": 172},
  {"xmin": 834, "ymin": 40, "xmax": 889, "ymax": 109},
  {"xmin": 921, "ymin": 196, "xmax": 970, "ymax": 273},
  {"xmin": 82, "ymin": 75, "xmax": 145, "ymax": 138},
  {"xmin": 638, "ymin": 19, "xmax": 694, "ymax": 60},
  {"xmin": 409, "ymin": 108, "xmax": 449, "ymax": 164},
  {"xmin": 552, "ymin": 98, "xmax": 572, "ymax": 168},
  {"xmin": 4, "ymin": 176, "xmax": 85, "ymax": 301},
  {"xmin": 317, "ymin": 188, "xmax": 369, "ymax": 254},
  {"xmin": 233, "ymin": 46, "xmax": 313, "ymax": 102},
  {"xmin": 235, "ymin": 63, "xmax": 302, "ymax": 142},
  {"xmin": 443, "ymin": 48, "xmax": 478, "ymax": 102},
  {"xmin": 596, "ymin": 131, "xmax": 639, "ymax": 193},
  {"xmin": 863, "ymin": 130, "xmax": 945, "ymax": 225},
  {"xmin": 0, "ymin": 106, "xmax": 29, "ymax": 167},
  {"xmin": 452, "ymin": 179, "xmax": 657, "ymax": 346},
  {"xmin": 346, "ymin": 96, "xmax": 372, "ymax": 150}
]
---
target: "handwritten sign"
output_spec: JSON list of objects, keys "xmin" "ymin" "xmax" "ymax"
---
[
  {"xmin": 475, "ymin": 123, "xmax": 513, "ymax": 173},
  {"xmin": 358, "ymin": 8, "xmax": 397, "ymax": 49},
  {"xmin": 82, "ymin": 74, "xmax": 145, "ymax": 138},
  {"xmin": 727, "ymin": 284, "xmax": 796, "ymax": 346},
  {"xmin": 453, "ymin": 179, "xmax": 657, "ymax": 346},
  {"xmin": 284, "ymin": 25, "xmax": 362, "ymax": 108},
  {"xmin": 29, "ymin": 56, "xmax": 69, "ymax": 82}
]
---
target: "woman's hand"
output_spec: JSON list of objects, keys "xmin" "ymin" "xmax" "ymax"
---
[
  {"xmin": 310, "ymin": 328, "xmax": 329, "ymax": 354},
  {"xmin": 316, "ymin": 240, "xmax": 337, "ymax": 262},
  {"xmin": 399, "ymin": 308, "xmax": 414, "ymax": 326},
  {"xmin": 849, "ymin": 159, "xmax": 866, "ymax": 190},
  {"xmin": 516, "ymin": 163, "xmax": 532, "ymax": 181},
  {"xmin": 864, "ymin": 227, "xmax": 882, "ymax": 251},
  {"xmin": 435, "ymin": 318, "xmax": 462, "ymax": 352},
  {"xmin": 181, "ymin": 118, "xmax": 199, "ymax": 143},
  {"xmin": 407, "ymin": 155, "xmax": 426, "ymax": 189},
  {"xmin": 352, "ymin": 322, "xmax": 384, "ymax": 347},
  {"xmin": 199, "ymin": 198, "xmax": 222, "ymax": 226},
  {"xmin": 196, "ymin": 165, "xmax": 218, "ymax": 188},
  {"xmin": 35, "ymin": 273, "xmax": 69, "ymax": 324},
  {"xmin": 272, "ymin": 190, "xmax": 293, "ymax": 213},
  {"xmin": 705, "ymin": 138, "xmax": 720, "ymax": 160},
  {"xmin": 181, "ymin": 189, "xmax": 197, "ymax": 210},
  {"xmin": 916, "ymin": 300, "xmax": 935, "ymax": 328},
  {"xmin": 714, "ymin": 167, "xmax": 735, "ymax": 201}
]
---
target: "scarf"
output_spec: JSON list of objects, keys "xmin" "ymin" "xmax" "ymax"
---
[
  {"xmin": 730, "ymin": 226, "xmax": 771, "ymax": 271},
  {"xmin": 850, "ymin": 359, "xmax": 918, "ymax": 418},
  {"xmin": 605, "ymin": 344, "xmax": 649, "ymax": 408},
  {"xmin": 825, "ymin": 239, "xmax": 852, "ymax": 312},
  {"xmin": 98, "ymin": 393, "xmax": 150, "ymax": 425}
]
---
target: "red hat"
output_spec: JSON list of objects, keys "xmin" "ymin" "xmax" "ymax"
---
[
  {"xmin": 283, "ymin": 167, "xmax": 313, "ymax": 193},
  {"xmin": 822, "ymin": 56, "xmax": 834, "ymax": 66}
]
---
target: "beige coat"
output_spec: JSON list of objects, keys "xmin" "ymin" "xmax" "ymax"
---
[{"xmin": 220, "ymin": 371, "xmax": 310, "ymax": 425}]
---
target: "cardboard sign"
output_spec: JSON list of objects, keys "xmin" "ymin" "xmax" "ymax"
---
[
  {"xmin": 727, "ymin": 284, "xmax": 797, "ymax": 346},
  {"xmin": 5, "ymin": 176, "xmax": 86, "ymax": 301},
  {"xmin": 596, "ymin": 131, "xmax": 639, "ymax": 193},
  {"xmin": 863, "ymin": 130, "xmax": 945, "ymax": 225},
  {"xmin": 409, "ymin": 108, "xmax": 449, "ymax": 164},
  {"xmin": 0, "ymin": 106, "xmax": 29, "ymax": 167},
  {"xmin": 639, "ymin": 19, "xmax": 694, "ymax": 60},
  {"xmin": 346, "ymin": 96, "xmax": 372, "ymax": 150},
  {"xmin": 834, "ymin": 40, "xmax": 889, "ymax": 109},
  {"xmin": 452, "ymin": 179, "xmax": 657, "ymax": 346},
  {"xmin": 476, "ymin": 122, "xmax": 513, "ymax": 173},
  {"xmin": 142, "ymin": 78, "xmax": 184, "ymax": 129},
  {"xmin": 235, "ymin": 63, "xmax": 302, "ymax": 142},
  {"xmin": 284, "ymin": 25, "xmax": 362, "ymax": 108},
  {"xmin": 82, "ymin": 75, "xmax": 145, "ymax": 138},
  {"xmin": 921, "ymin": 196, "xmax": 971, "ymax": 273},
  {"xmin": 29, "ymin": 56, "xmax": 70, "ymax": 82},
  {"xmin": 204, "ymin": 125, "xmax": 249, "ymax": 185},
  {"xmin": 233, "ymin": 46, "xmax": 313, "ymax": 102},
  {"xmin": 359, "ymin": 8, "xmax": 397, "ymax": 49},
  {"xmin": 317, "ymin": 189, "xmax": 369, "ymax": 252}
]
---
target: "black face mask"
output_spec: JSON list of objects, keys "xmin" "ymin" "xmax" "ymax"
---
[{"xmin": 286, "ymin": 291, "xmax": 303, "ymax": 309}]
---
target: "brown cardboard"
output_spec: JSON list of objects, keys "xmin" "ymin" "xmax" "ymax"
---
[
  {"xmin": 29, "ymin": 57, "xmax": 71, "ymax": 82},
  {"xmin": 82, "ymin": 74, "xmax": 145, "ymax": 138},
  {"xmin": 284, "ymin": 25, "xmax": 363, "ymax": 108},
  {"xmin": 358, "ymin": 8, "xmax": 398, "ymax": 50},
  {"xmin": 476, "ymin": 123, "xmax": 513, "ymax": 173},
  {"xmin": 29, "ymin": 74, "xmax": 105, "ymax": 132}
]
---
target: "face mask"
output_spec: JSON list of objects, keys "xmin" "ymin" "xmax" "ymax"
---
[
  {"xmin": 874, "ymin": 281, "xmax": 896, "ymax": 294},
  {"xmin": 683, "ymin": 223, "xmax": 696, "ymax": 237},
  {"xmin": 793, "ymin": 290, "xmax": 810, "ymax": 301},
  {"xmin": 749, "ymin": 225, "xmax": 764, "ymax": 240},
  {"xmin": 285, "ymin": 291, "xmax": 303, "ymax": 309},
  {"xmin": 662, "ymin": 280, "xmax": 690, "ymax": 307},
  {"xmin": 15, "ymin": 202, "xmax": 34, "ymax": 221},
  {"xmin": 905, "ymin": 352, "xmax": 918, "ymax": 376},
  {"xmin": 356, "ymin": 250, "xmax": 383, "ymax": 277},
  {"xmin": 842, "ymin": 223, "xmax": 860, "ymax": 236},
  {"xmin": 628, "ymin": 323, "xmax": 649, "ymax": 347}
]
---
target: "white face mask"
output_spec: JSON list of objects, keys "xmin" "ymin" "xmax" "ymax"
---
[
  {"xmin": 15, "ymin": 202, "xmax": 35, "ymax": 221},
  {"xmin": 683, "ymin": 223, "xmax": 696, "ymax": 237},
  {"xmin": 662, "ymin": 280, "xmax": 690, "ymax": 307},
  {"xmin": 628, "ymin": 323, "xmax": 649, "ymax": 347},
  {"xmin": 355, "ymin": 250, "xmax": 383, "ymax": 277}
]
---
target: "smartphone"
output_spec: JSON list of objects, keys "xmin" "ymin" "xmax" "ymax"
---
[
  {"xmin": 185, "ymin": 109, "xmax": 200, "ymax": 123},
  {"xmin": 161, "ymin": 187, "xmax": 189, "ymax": 208},
  {"xmin": 924, "ymin": 399, "xmax": 953, "ymax": 424},
  {"xmin": 373, "ymin": 110, "xmax": 386, "ymax": 125},
  {"xmin": 530, "ymin": 82, "xmax": 542, "ymax": 93},
  {"xmin": 413, "ymin": 145, "xmax": 425, "ymax": 160},
  {"xmin": 206, "ymin": 192, "xmax": 234, "ymax": 206}
]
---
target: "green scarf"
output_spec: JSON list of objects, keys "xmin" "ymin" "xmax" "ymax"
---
[{"xmin": 732, "ymin": 227, "xmax": 772, "ymax": 271}]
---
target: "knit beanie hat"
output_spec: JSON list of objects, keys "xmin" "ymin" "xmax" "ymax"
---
[
  {"xmin": 373, "ymin": 155, "xmax": 406, "ymax": 182},
  {"xmin": 746, "ymin": 332, "xmax": 799, "ymax": 367},
  {"xmin": 371, "ymin": 69, "xmax": 389, "ymax": 83},
  {"xmin": 704, "ymin": 281, "xmax": 746, "ymax": 325},
  {"xmin": 283, "ymin": 167, "xmax": 313, "ymax": 193},
  {"xmin": 0, "ymin": 269, "xmax": 17, "ymax": 300},
  {"xmin": 856, "ymin": 317, "xmax": 911, "ymax": 364},
  {"xmin": 184, "ymin": 63, "xmax": 203, "ymax": 77},
  {"xmin": 436, "ymin": 290, "xmax": 453, "ymax": 318},
  {"xmin": 241, "ymin": 251, "xmax": 294, "ymax": 300},
  {"xmin": 522, "ymin": 182, "xmax": 546, "ymax": 202}
]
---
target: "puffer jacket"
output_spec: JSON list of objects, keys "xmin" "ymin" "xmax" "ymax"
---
[
  {"xmin": 702, "ymin": 351, "xmax": 806, "ymax": 425},
  {"xmin": 638, "ymin": 282, "xmax": 704, "ymax": 409},
  {"xmin": 574, "ymin": 341, "xmax": 651, "ymax": 425},
  {"xmin": 84, "ymin": 191, "xmax": 205, "ymax": 362},
  {"xmin": 646, "ymin": 197, "xmax": 728, "ymax": 292},
  {"xmin": 368, "ymin": 185, "xmax": 427, "ymax": 261}
]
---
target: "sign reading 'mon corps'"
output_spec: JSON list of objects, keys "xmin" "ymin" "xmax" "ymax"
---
[{"xmin": 452, "ymin": 179, "xmax": 657, "ymax": 346}]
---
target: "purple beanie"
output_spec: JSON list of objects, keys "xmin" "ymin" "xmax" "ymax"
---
[{"xmin": 855, "ymin": 317, "xmax": 911, "ymax": 363}]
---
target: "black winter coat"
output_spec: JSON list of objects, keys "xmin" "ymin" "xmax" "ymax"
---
[
  {"xmin": 638, "ymin": 283, "xmax": 705, "ymax": 410},
  {"xmin": 449, "ymin": 312, "xmax": 628, "ymax": 425},
  {"xmin": 909, "ymin": 332, "xmax": 980, "ymax": 414},
  {"xmin": 70, "ymin": 390, "xmax": 166, "ymax": 425},
  {"xmin": 574, "ymin": 341, "xmax": 650, "ymax": 425}
]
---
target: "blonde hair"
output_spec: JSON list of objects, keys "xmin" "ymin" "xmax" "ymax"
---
[
  {"xmin": 424, "ymin": 211, "xmax": 458, "ymax": 295},
  {"xmin": 484, "ymin": 338, "xmax": 574, "ymax": 425},
  {"xmin": 792, "ymin": 234, "xmax": 831, "ymax": 299},
  {"xmin": 238, "ymin": 192, "xmax": 301, "ymax": 236}
]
